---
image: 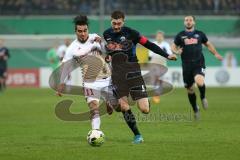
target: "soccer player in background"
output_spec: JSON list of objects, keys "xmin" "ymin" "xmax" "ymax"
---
[
  {"xmin": 46, "ymin": 44, "xmax": 59, "ymax": 70},
  {"xmin": 0, "ymin": 39, "xmax": 10, "ymax": 92},
  {"xmin": 222, "ymin": 52, "xmax": 238, "ymax": 68},
  {"xmin": 57, "ymin": 15, "xmax": 116, "ymax": 131},
  {"xmin": 148, "ymin": 30, "xmax": 173, "ymax": 103},
  {"xmin": 103, "ymin": 11, "xmax": 177, "ymax": 143},
  {"xmin": 171, "ymin": 15, "xmax": 223, "ymax": 120},
  {"xmin": 57, "ymin": 38, "xmax": 72, "ymax": 85},
  {"xmin": 57, "ymin": 38, "xmax": 71, "ymax": 61}
]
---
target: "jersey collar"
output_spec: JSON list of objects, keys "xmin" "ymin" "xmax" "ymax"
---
[{"xmin": 184, "ymin": 29, "xmax": 195, "ymax": 36}]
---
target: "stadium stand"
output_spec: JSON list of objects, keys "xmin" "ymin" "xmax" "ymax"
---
[{"xmin": 0, "ymin": 0, "xmax": 239, "ymax": 15}]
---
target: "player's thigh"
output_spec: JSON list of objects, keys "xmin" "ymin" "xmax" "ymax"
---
[
  {"xmin": 127, "ymin": 72, "xmax": 148, "ymax": 101},
  {"xmin": 193, "ymin": 67, "xmax": 205, "ymax": 86},
  {"xmin": 136, "ymin": 98, "xmax": 150, "ymax": 114},
  {"xmin": 194, "ymin": 74, "xmax": 205, "ymax": 86},
  {"xmin": 111, "ymin": 73, "xmax": 129, "ymax": 99},
  {"xmin": 83, "ymin": 81, "xmax": 101, "ymax": 104},
  {"xmin": 118, "ymin": 96, "xmax": 130, "ymax": 111}
]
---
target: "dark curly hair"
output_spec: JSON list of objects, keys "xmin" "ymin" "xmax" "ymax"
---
[{"xmin": 73, "ymin": 15, "xmax": 89, "ymax": 30}]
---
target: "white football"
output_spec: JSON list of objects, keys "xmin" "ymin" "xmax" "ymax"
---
[{"xmin": 87, "ymin": 129, "xmax": 105, "ymax": 146}]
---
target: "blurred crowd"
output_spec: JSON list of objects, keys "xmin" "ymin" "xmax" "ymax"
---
[{"xmin": 0, "ymin": 0, "xmax": 239, "ymax": 15}]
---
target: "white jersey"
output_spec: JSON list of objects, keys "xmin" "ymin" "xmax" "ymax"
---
[
  {"xmin": 149, "ymin": 41, "xmax": 172, "ymax": 66},
  {"xmin": 62, "ymin": 34, "xmax": 115, "ymax": 104},
  {"xmin": 62, "ymin": 33, "xmax": 110, "ymax": 81}
]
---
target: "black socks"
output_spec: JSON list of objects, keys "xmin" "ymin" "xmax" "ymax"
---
[
  {"xmin": 122, "ymin": 109, "xmax": 140, "ymax": 136},
  {"xmin": 188, "ymin": 93, "xmax": 198, "ymax": 113},
  {"xmin": 198, "ymin": 84, "xmax": 206, "ymax": 100}
]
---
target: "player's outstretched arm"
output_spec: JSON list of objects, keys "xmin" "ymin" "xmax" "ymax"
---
[
  {"xmin": 204, "ymin": 41, "xmax": 223, "ymax": 61},
  {"xmin": 139, "ymin": 36, "xmax": 177, "ymax": 61}
]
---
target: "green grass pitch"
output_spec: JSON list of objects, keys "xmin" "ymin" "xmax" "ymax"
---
[{"xmin": 0, "ymin": 88, "xmax": 240, "ymax": 160}]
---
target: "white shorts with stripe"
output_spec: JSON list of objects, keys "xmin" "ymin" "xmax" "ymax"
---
[{"xmin": 83, "ymin": 77, "xmax": 117, "ymax": 104}]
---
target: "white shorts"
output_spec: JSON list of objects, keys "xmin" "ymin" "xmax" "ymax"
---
[{"xmin": 83, "ymin": 77, "xmax": 117, "ymax": 104}]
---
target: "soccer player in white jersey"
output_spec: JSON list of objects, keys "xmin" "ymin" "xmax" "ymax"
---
[
  {"xmin": 148, "ymin": 31, "xmax": 173, "ymax": 103},
  {"xmin": 57, "ymin": 15, "xmax": 115, "ymax": 131}
]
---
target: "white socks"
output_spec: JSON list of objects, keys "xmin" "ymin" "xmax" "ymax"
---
[{"xmin": 91, "ymin": 116, "xmax": 100, "ymax": 130}]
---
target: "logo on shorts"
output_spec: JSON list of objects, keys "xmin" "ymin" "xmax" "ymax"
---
[
  {"xmin": 141, "ymin": 85, "xmax": 146, "ymax": 92},
  {"xmin": 201, "ymin": 68, "xmax": 205, "ymax": 74}
]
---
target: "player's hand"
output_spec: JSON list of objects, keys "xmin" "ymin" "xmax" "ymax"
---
[
  {"xmin": 56, "ymin": 83, "xmax": 65, "ymax": 97},
  {"xmin": 168, "ymin": 54, "xmax": 177, "ymax": 61},
  {"xmin": 105, "ymin": 55, "xmax": 112, "ymax": 63},
  {"xmin": 173, "ymin": 47, "xmax": 183, "ymax": 55},
  {"xmin": 93, "ymin": 37, "xmax": 102, "ymax": 43},
  {"xmin": 176, "ymin": 47, "xmax": 183, "ymax": 55},
  {"xmin": 215, "ymin": 53, "xmax": 223, "ymax": 61},
  {"xmin": 106, "ymin": 42, "xmax": 117, "ymax": 50},
  {"xmin": 91, "ymin": 42, "xmax": 101, "ymax": 51}
]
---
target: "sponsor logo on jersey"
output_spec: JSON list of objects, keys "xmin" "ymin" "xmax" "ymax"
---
[
  {"xmin": 194, "ymin": 34, "xmax": 199, "ymax": 38},
  {"xmin": 184, "ymin": 38, "xmax": 198, "ymax": 45},
  {"xmin": 181, "ymin": 36, "xmax": 188, "ymax": 39},
  {"xmin": 120, "ymin": 36, "xmax": 126, "ymax": 41}
]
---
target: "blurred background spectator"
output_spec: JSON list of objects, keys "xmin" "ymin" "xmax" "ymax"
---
[
  {"xmin": 222, "ymin": 52, "xmax": 238, "ymax": 68},
  {"xmin": 0, "ymin": 0, "xmax": 239, "ymax": 15}
]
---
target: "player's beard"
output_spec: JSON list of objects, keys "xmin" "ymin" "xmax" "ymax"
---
[
  {"xmin": 78, "ymin": 36, "xmax": 89, "ymax": 43},
  {"xmin": 113, "ymin": 27, "xmax": 121, "ymax": 33},
  {"xmin": 185, "ymin": 24, "xmax": 194, "ymax": 30}
]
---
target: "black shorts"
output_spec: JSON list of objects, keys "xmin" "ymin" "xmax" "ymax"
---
[
  {"xmin": 111, "ymin": 63, "xmax": 148, "ymax": 100},
  {"xmin": 0, "ymin": 68, "xmax": 7, "ymax": 78},
  {"xmin": 182, "ymin": 59, "xmax": 205, "ymax": 88}
]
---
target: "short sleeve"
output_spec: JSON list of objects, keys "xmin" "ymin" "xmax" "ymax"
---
[
  {"xmin": 201, "ymin": 32, "xmax": 208, "ymax": 44},
  {"xmin": 174, "ymin": 33, "xmax": 181, "ymax": 46},
  {"xmin": 103, "ymin": 30, "xmax": 111, "ymax": 42},
  {"xmin": 129, "ymin": 28, "xmax": 141, "ymax": 44}
]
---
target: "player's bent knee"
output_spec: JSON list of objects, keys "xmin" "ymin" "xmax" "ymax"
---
[
  {"xmin": 119, "ymin": 102, "xmax": 130, "ymax": 111},
  {"xmin": 119, "ymin": 97, "xmax": 130, "ymax": 111},
  {"xmin": 194, "ymin": 75, "xmax": 205, "ymax": 86},
  {"xmin": 89, "ymin": 100, "xmax": 99, "ymax": 110},
  {"xmin": 141, "ymin": 107, "xmax": 150, "ymax": 114},
  {"xmin": 137, "ymin": 98, "xmax": 150, "ymax": 114}
]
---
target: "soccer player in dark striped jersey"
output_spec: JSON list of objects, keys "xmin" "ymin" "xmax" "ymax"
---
[
  {"xmin": 103, "ymin": 11, "xmax": 177, "ymax": 143},
  {"xmin": 171, "ymin": 16, "xmax": 223, "ymax": 120},
  {"xmin": 0, "ymin": 39, "xmax": 10, "ymax": 92}
]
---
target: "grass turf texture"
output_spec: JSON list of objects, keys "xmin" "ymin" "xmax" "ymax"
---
[{"xmin": 0, "ymin": 88, "xmax": 240, "ymax": 160}]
